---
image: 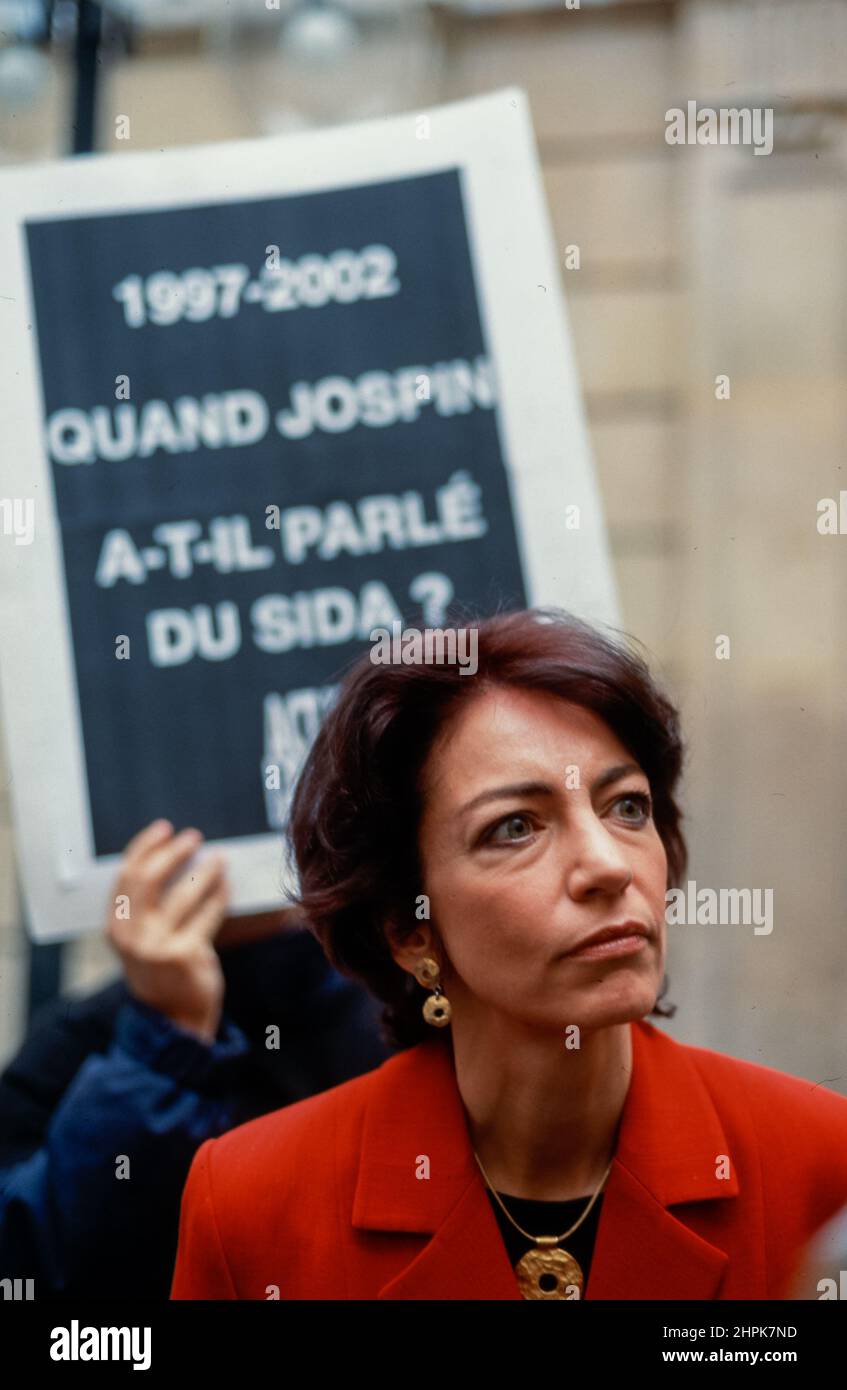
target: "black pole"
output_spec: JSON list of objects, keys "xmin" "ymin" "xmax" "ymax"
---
[{"xmin": 71, "ymin": 0, "xmax": 103, "ymax": 155}]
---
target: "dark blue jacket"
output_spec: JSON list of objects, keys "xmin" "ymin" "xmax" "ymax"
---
[{"xmin": 0, "ymin": 927, "xmax": 393, "ymax": 1300}]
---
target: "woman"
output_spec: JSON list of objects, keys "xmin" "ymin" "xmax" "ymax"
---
[{"xmin": 171, "ymin": 608, "xmax": 847, "ymax": 1300}]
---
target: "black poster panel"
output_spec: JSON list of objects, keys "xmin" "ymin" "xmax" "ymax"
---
[{"xmin": 25, "ymin": 170, "xmax": 526, "ymax": 855}]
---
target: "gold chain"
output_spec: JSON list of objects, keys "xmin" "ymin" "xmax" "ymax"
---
[{"xmin": 473, "ymin": 1150, "xmax": 613, "ymax": 1243}]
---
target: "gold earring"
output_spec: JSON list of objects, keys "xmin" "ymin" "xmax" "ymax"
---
[{"xmin": 414, "ymin": 956, "xmax": 452, "ymax": 1028}]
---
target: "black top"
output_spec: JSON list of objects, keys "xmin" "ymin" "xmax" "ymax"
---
[{"xmin": 486, "ymin": 1189, "xmax": 605, "ymax": 1296}]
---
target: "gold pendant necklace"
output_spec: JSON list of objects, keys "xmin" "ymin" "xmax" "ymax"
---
[{"xmin": 474, "ymin": 1151, "xmax": 613, "ymax": 1301}]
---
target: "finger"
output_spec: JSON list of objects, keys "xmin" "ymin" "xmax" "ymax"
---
[
  {"xmin": 110, "ymin": 820, "xmax": 175, "ymax": 908},
  {"xmin": 123, "ymin": 811, "xmax": 172, "ymax": 856},
  {"xmin": 177, "ymin": 880, "xmax": 231, "ymax": 946},
  {"xmin": 161, "ymin": 851, "xmax": 228, "ymax": 930},
  {"xmin": 128, "ymin": 828, "xmax": 205, "ymax": 907},
  {"xmin": 122, "ymin": 819, "xmax": 174, "ymax": 868}
]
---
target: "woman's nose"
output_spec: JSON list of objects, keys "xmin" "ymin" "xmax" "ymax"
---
[{"xmin": 563, "ymin": 814, "xmax": 633, "ymax": 900}]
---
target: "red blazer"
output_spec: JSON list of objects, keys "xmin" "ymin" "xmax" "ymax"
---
[{"xmin": 171, "ymin": 1018, "xmax": 847, "ymax": 1300}]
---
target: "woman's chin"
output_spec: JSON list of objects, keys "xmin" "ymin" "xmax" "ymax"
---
[{"xmin": 548, "ymin": 976, "xmax": 663, "ymax": 1034}]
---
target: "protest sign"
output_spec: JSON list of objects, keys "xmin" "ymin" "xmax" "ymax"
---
[{"xmin": 0, "ymin": 88, "xmax": 619, "ymax": 939}]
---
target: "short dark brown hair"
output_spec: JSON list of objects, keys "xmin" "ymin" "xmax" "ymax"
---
[{"xmin": 286, "ymin": 607, "xmax": 685, "ymax": 1049}]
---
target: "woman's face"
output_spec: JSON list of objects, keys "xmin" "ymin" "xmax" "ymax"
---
[{"xmin": 414, "ymin": 686, "xmax": 669, "ymax": 1036}]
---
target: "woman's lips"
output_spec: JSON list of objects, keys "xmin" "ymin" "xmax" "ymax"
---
[{"xmin": 561, "ymin": 929, "xmax": 650, "ymax": 961}]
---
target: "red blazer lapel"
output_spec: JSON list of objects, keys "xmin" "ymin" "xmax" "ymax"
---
[
  {"xmin": 351, "ymin": 1034, "xmax": 521, "ymax": 1299},
  {"xmin": 586, "ymin": 1164, "xmax": 729, "ymax": 1299},
  {"xmin": 378, "ymin": 1175, "xmax": 524, "ymax": 1300},
  {"xmin": 587, "ymin": 1019, "xmax": 739, "ymax": 1299},
  {"xmin": 352, "ymin": 1022, "xmax": 739, "ymax": 1301}
]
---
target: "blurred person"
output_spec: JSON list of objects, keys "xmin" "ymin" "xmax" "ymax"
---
[
  {"xmin": 0, "ymin": 820, "xmax": 392, "ymax": 1299},
  {"xmin": 172, "ymin": 608, "xmax": 847, "ymax": 1301}
]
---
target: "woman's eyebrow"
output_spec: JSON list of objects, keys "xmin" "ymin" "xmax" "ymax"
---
[
  {"xmin": 591, "ymin": 761, "xmax": 643, "ymax": 793},
  {"xmin": 457, "ymin": 780, "xmax": 554, "ymax": 819},
  {"xmin": 456, "ymin": 762, "xmax": 644, "ymax": 820}
]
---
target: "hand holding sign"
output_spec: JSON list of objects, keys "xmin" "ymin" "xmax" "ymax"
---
[{"xmin": 106, "ymin": 820, "xmax": 229, "ymax": 1044}]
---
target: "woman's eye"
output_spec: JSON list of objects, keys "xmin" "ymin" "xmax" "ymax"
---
[
  {"xmin": 614, "ymin": 792, "xmax": 652, "ymax": 823},
  {"xmin": 485, "ymin": 813, "xmax": 535, "ymax": 846}
]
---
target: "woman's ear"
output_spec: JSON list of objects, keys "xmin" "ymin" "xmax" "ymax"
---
[{"xmin": 384, "ymin": 919, "xmax": 436, "ymax": 975}]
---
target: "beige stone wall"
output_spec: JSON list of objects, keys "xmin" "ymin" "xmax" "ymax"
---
[{"xmin": 1, "ymin": 0, "xmax": 845, "ymax": 1088}]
